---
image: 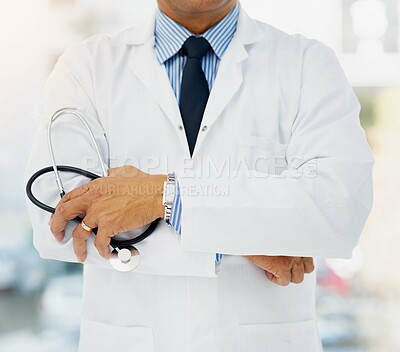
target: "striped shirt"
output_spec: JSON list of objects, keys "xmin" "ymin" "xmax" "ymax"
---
[{"xmin": 154, "ymin": 3, "xmax": 240, "ymax": 264}]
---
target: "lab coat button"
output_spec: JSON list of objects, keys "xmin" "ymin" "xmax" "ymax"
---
[
  {"xmin": 202, "ymin": 125, "xmax": 208, "ymax": 132},
  {"xmin": 178, "ymin": 125, "xmax": 184, "ymax": 131}
]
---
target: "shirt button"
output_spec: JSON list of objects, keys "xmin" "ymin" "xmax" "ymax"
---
[
  {"xmin": 178, "ymin": 125, "xmax": 184, "ymax": 131},
  {"xmin": 202, "ymin": 125, "xmax": 208, "ymax": 132}
]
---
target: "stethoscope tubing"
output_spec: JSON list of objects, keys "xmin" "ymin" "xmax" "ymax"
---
[{"xmin": 26, "ymin": 165, "xmax": 160, "ymax": 249}]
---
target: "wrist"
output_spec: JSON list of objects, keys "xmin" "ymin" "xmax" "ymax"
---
[{"xmin": 152, "ymin": 174, "xmax": 167, "ymax": 219}]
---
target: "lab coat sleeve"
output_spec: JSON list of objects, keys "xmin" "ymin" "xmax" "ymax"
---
[
  {"xmin": 26, "ymin": 43, "xmax": 218, "ymax": 276},
  {"xmin": 25, "ymin": 43, "xmax": 113, "ymax": 269},
  {"xmin": 179, "ymin": 43, "xmax": 374, "ymax": 259}
]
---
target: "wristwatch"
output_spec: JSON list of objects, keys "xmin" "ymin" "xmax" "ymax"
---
[{"xmin": 162, "ymin": 173, "xmax": 175, "ymax": 222}]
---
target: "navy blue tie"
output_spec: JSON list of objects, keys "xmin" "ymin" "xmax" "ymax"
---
[{"xmin": 179, "ymin": 36, "xmax": 211, "ymax": 156}]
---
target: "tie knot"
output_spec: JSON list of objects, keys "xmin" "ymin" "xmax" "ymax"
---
[{"xmin": 181, "ymin": 36, "xmax": 211, "ymax": 59}]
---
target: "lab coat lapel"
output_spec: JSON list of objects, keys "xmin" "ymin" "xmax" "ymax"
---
[
  {"xmin": 126, "ymin": 14, "xmax": 190, "ymax": 156},
  {"xmin": 193, "ymin": 9, "xmax": 264, "ymax": 156}
]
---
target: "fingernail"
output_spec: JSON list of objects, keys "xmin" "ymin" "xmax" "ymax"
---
[
  {"xmin": 265, "ymin": 271, "xmax": 274, "ymax": 281},
  {"xmin": 55, "ymin": 230, "xmax": 65, "ymax": 243}
]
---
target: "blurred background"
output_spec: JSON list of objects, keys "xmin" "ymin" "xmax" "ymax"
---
[{"xmin": 0, "ymin": 0, "xmax": 399, "ymax": 351}]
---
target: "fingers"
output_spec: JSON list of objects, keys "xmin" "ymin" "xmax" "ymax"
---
[
  {"xmin": 108, "ymin": 167, "xmax": 127, "ymax": 177},
  {"xmin": 50, "ymin": 197, "xmax": 90, "ymax": 241},
  {"xmin": 246, "ymin": 256, "xmax": 291, "ymax": 286},
  {"xmin": 244, "ymin": 255, "xmax": 269, "ymax": 270},
  {"xmin": 265, "ymin": 271, "xmax": 274, "ymax": 281},
  {"xmin": 72, "ymin": 217, "xmax": 95, "ymax": 262},
  {"xmin": 60, "ymin": 183, "xmax": 91, "ymax": 204},
  {"xmin": 72, "ymin": 218, "xmax": 113, "ymax": 262},
  {"xmin": 269, "ymin": 267, "xmax": 303, "ymax": 286},
  {"xmin": 48, "ymin": 214, "xmax": 65, "ymax": 242},
  {"xmin": 107, "ymin": 167, "xmax": 119, "ymax": 177},
  {"xmin": 244, "ymin": 256, "xmax": 315, "ymax": 286},
  {"xmin": 290, "ymin": 259, "xmax": 305, "ymax": 284},
  {"xmin": 303, "ymin": 257, "xmax": 315, "ymax": 274},
  {"xmin": 255, "ymin": 256, "xmax": 314, "ymax": 286},
  {"xmin": 94, "ymin": 227, "xmax": 112, "ymax": 259},
  {"xmin": 270, "ymin": 271, "xmax": 291, "ymax": 286}
]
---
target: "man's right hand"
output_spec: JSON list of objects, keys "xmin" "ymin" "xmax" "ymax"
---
[{"xmin": 245, "ymin": 256, "xmax": 315, "ymax": 286}]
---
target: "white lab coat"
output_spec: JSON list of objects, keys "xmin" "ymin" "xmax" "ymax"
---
[{"xmin": 26, "ymin": 6, "xmax": 373, "ymax": 352}]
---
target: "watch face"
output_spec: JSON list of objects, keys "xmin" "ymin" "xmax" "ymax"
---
[
  {"xmin": 164, "ymin": 183, "xmax": 175, "ymax": 204},
  {"xmin": 165, "ymin": 183, "xmax": 174, "ymax": 194}
]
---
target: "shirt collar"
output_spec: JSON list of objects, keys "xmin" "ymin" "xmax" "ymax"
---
[{"xmin": 154, "ymin": 3, "xmax": 240, "ymax": 64}]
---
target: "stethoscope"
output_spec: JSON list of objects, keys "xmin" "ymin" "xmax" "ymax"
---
[{"xmin": 26, "ymin": 107, "xmax": 160, "ymax": 272}]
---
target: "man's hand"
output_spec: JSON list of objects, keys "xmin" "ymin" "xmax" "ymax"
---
[
  {"xmin": 49, "ymin": 165, "xmax": 165, "ymax": 262},
  {"xmin": 245, "ymin": 256, "xmax": 315, "ymax": 286}
]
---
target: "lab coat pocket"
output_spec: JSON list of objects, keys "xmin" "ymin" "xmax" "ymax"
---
[
  {"xmin": 237, "ymin": 135, "xmax": 288, "ymax": 176},
  {"xmin": 79, "ymin": 318, "xmax": 155, "ymax": 352},
  {"xmin": 238, "ymin": 320, "xmax": 322, "ymax": 352}
]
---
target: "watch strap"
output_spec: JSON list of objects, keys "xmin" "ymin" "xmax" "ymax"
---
[{"xmin": 163, "ymin": 173, "xmax": 175, "ymax": 221}]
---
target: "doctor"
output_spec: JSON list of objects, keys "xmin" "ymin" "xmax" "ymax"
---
[{"xmin": 26, "ymin": 0, "xmax": 373, "ymax": 351}]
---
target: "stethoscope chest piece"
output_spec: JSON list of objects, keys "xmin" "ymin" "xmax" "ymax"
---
[{"xmin": 109, "ymin": 247, "xmax": 141, "ymax": 272}]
